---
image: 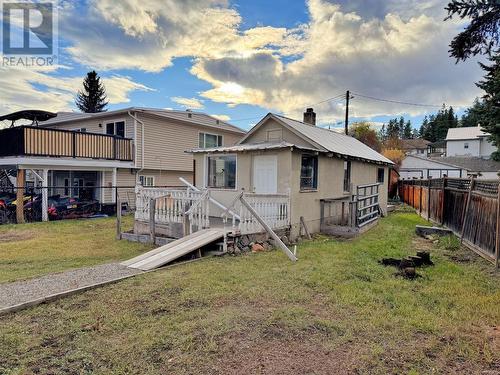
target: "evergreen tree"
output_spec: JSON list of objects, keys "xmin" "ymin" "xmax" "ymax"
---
[
  {"xmin": 461, "ymin": 98, "xmax": 485, "ymax": 127},
  {"xmin": 75, "ymin": 71, "xmax": 109, "ymax": 113},
  {"xmin": 403, "ymin": 121, "xmax": 413, "ymax": 139},
  {"xmin": 445, "ymin": 0, "xmax": 500, "ymax": 62},
  {"xmin": 474, "ymin": 54, "xmax": 500, "ymax": 160}
]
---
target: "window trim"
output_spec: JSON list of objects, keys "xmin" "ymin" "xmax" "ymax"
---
[
  {"xmin": 103, "ymin": 118, "xmax": 127, "ymax": 138},
  {"xmin": 205, "ymin": 153, "xmax": 237, "ymax": 191},
  {"xmin": 300, "ymin": 153, "xmax": 318, "ymax": 191},
  {"xmin": 377, "ymin": 167, "xmax": 385, "ymax": 184},
  {"xmin": 266, "ymin": 128, "xmax": 283, "ymax": 142},
  {"xmin": 343, "ymin": 160, "xmax": 351, "ymax": 193},
  {"xmin": 198, "ymin": 132, "xmax": 224, "ymax": 148},
  {"xmin": 139, "ymin": 175, "xmax": 155, "ymax": 187},
  {"xmin": 71, "ymin": 127, "xmax": 87, "ymax": 132}
]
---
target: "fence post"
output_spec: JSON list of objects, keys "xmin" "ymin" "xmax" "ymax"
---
[
  {"xmin": 419, "ymin": 181, "xmax": 423, "ymax": 215},
  {"xmin": 116, "ymin": 195, "xmax": 122, "ymax": 240},
  {"xmin": 427, "ymin": 180, "xmax": 431, "ymax": 221},
  {"xmin": 149, "ymin": 198, "xmax": 156, "ymax": 244},
  {"xmin": 440, "ymin": 177, "xmax": 447, "ymax": 225},
  {"xmin": 460, "ymin": 177, "xmax": 475, "ymax": 244},
  {"xmin": 495, "ymin": 183, "xmax": 500, "ymax": 269}
]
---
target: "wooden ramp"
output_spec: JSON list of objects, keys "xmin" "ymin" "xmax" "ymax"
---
[{"xmin": 122, "ymin": 229, "xmax": 224, "ymax": 271}]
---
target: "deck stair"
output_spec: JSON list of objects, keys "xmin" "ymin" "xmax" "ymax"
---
[{"xmin": 121, "ymin": 229, "xmax": 224, "ymax": 271}]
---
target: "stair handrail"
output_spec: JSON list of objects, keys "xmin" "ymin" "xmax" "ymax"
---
[{"xmin": 179, "ymin": 177, "xmax": 241, "ymax": 220}]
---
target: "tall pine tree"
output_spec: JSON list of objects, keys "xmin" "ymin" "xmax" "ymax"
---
[
  {"xmin": 75, "ymin": 71, "xmax": 109, "ymax": 113},
  {"xmin": 475, "ymin": 54, "xmax": 500, "ymax": 160}
]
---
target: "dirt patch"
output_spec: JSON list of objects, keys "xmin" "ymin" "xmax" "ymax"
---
[
  {"xmin": 211, "ymin": 338, "xmax": 361, "ymax": 375},
  {"xmin": 0, "ymin": 229, "xmax": 35, "ymax": 243},
  {"xmin": 486, "ymin": 326, "xmax": 500, "ymax": 352}
]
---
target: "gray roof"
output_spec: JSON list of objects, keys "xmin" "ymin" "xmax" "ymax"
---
[
  {"xmin": 446, "ymin": 126, "xmax": 488, "ymax": 140},
  {"xmin": 189, "ymin": 141, "xmax": 320, "ymax": 153},
  {"xmin": 40, "ymin": 107, "xmax": 245, "ymax": 134},
  {"xmin": 430, "ymin": 156, "xmax": 500, "ymax": 173},
  {"xmin": 262, "ymin": 114, "xmax": 393, "ymax": 165}
]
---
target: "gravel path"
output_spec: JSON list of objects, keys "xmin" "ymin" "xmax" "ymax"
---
[{"xmin": 0, "ymin": 263, "xmax": 143, "ymax": 311}]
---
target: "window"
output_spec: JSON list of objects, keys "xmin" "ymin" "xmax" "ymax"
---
[
  {"xmin": 199, "ymin": 133, "xmax": 223, "ymax": 148},
  {"xmin": 377, "ymin": 168, "xmax": 385, "ymax": 183},
  {"xmin": 72, "ymin": 128, "xmax": 87, "ymax": 132},
  {"xmin": 106, "ymin": 121, "xmax": 125, "ymax": 138},
  {"xmin": 64, "ymin": 178, "xmax": 70, "ymax": 196},
  {"xmin": 139, "ymin": 175, "xmax": 155, "ymax": 187},
  {"xmin": 300, "ymin": 154, "xmax": 318, "ymax": 190},
  {"xmin": 207, "ymin": 155, "xmax": 236, "ymax": 189},
  {"xmin": 464, "ymin": 142, "xmax": 469, "ymax": 149},
  {"xmin": 343, "ymin": 161, "xmax": 351, "ymax": 192}
]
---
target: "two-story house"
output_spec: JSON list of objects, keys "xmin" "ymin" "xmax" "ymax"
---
[
  {"xmin": 0, "ymin": 108, "xmax": 245, "ymax": 221},
  {"xmin": 446, "ymin": 125, "xmax": 496, "ymax": 158}
]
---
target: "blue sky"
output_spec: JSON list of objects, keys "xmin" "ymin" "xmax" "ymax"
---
[{"xmin": 0, "ymin": 0, "xmax": 484, "ymax": 132}]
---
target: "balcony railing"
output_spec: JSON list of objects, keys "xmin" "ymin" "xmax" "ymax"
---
[{"xmin": 0, "ymin": 126, "xmax": 133, "ymax": 161}]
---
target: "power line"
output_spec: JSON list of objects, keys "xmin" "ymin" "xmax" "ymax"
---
[{"xmin": 351, "ymin": 92, "xmax": 445, "ymax": 108}]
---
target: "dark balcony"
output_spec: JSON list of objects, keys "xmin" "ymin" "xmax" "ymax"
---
[{"xmin": 0, "ymin": 126, "xmax": 133, "ymax": 161}]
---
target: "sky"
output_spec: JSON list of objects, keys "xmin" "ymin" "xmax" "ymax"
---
[{"xmin": 0, "ymin": 0, "xmax": 486, "ymax": 132}]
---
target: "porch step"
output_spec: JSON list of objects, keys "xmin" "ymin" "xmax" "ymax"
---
[{"xmin": 121, "ymin": 229, "xmax": 224, "ymax": 271}]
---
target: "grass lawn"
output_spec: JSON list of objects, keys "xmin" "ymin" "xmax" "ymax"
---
[
  {"xmin": 0, "ymin": 216, "xmax": 153, "ymax": 283},
  {"xmin": 1, "ymin": 211, "xmax": 499, "ymax": 374}
]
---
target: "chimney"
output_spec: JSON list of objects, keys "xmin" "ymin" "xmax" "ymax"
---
[{"xmin": 303, "ymin": 108, "xmax": 316, "ymax": 126}]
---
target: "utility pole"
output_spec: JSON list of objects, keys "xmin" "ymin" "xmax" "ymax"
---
[{"xmin": 344, "ymin": 90, "xmax": 350, "ymax": 135}]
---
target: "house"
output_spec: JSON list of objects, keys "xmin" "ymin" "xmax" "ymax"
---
[
  {"xmin": 427, "ymin": 140, "xmax": 446, "ymax": 157},
  {"xmin": 445, "ymin": 125, "xmax": 496, "ymax": 158},
  {"xmin": 400, "ymin": 138, "xmax": 431, "ymax": 156},
  {"xmin": 0, "ymin": 108, "xmax": 245, "ymax": 221},
  {"xmin": 189, "ymin": 109, "xmax": 393, "ymax": 237},
  {"xmin": 399, "ymin": 154, "xmax": 500, "ymax": 180}
]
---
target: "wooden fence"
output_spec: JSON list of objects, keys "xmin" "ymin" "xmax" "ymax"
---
[{"xmin": 400, "ymin": 178, "xmax": 500, "ymax": 267}]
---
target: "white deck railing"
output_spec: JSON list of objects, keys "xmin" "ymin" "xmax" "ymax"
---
[
  {"xmin": 237, "ymin": 193, "xmax": 290, "ymax": 234},
  {"xmin": 135, "ymin": 187, "xmax": 209, "ymax": 230}
]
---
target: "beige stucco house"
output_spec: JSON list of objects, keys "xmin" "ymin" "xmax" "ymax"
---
[{"xmin": 189, "ymin": 110, "xmax": 394, "ymax": 236}]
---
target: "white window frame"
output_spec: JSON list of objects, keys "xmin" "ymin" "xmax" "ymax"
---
[
  {"xmin": 71, "ymin": 127, "xmax": 87, "ymax": 132},
  {"xmin": 103, "ymin": 119, "xmax": 127, "ymax": 138},
  {"xmin": 204, "ymin": 153, "xmax": 237, "ymax": 190},
  {"xmin": 139, "ymin": 175, "xmax": 155, "ymax": 187},
  {"xmin": 198, "ymin": 132, "xmax": 223, "ymax": 148}
]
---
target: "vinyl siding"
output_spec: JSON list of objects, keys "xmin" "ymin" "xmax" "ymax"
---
[{"xmin": 135, "ymin": 112, "xmax": 242, "ymax": 171}]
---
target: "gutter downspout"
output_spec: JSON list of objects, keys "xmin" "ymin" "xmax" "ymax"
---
[{"xmin": 128, "ymin": 111, "xmax": 145, "ymax": 182}]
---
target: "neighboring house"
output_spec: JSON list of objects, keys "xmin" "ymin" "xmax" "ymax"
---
[
  {"xmin": 427, "ymin": 140, "xmax": 446, "ymax": 157},
  {"xmin": 401, "ymin": 138, "xmax": 431, "ymax": 156},
  {"xmin": 0, "ymin": 108, "xmax": 245, "ymax": 219},
  {"xmin": 445, "ymin": 125, "xmax": 496, "ymax": 158},
  {"xmin": 400, "ymin": 154, "xmax": 500, "ymax": 180},
  {"xmin": 400, "ymin": 155, "xmax": 467, "ymax": 179},
  {"xmin": 189, "ymin": 109, "xmax": 393, "ymax": 236}
]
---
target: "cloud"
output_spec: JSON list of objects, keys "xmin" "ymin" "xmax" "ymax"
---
[
  {"xmin": 210, "ymin": 114, "xmax": 231, "ymax": 121},
  {"xmin": 171, "ymin": 96, "xmax": 205, "ymax": 109},
  {"xmin": 62, "ymin": 0, "xmax": 286, "ymax": 72},
  {"xmin": 190, "ymin": 0, "xmax": 483, "ymax": 123},
  {"xmin": 0, "ymin": 64, "xmax": 152, "ymax": 114}
]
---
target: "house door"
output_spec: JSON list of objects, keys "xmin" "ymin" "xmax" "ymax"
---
[{"xmin": 253, "ymin": 155, "xmax": 277, "ymax": 194}]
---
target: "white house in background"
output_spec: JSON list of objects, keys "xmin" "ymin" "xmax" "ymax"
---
[
  {"xmin": 400, "ymin": 154, "xmax": 500, "ymax": 180},
  {"xmin": 446, "ymin": 125, "xmax": 496, "ymax": 158}
]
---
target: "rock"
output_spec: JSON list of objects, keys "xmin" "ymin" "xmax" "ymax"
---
[
  {"xmin": 281, "ymin": 236, "xmax": 289, "ymax": 245},
  {"xmin": 251, "ymin": 243, "xmax": 265, "ymax": 252},
  {"xmin": 416, "ymin": 225, "xmax": 453, "ymax": 238}
]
